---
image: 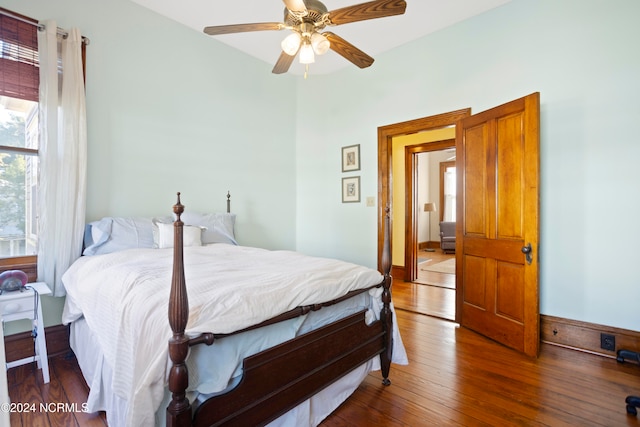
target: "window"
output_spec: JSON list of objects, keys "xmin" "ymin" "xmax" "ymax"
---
[
  {"xmin": 440, "ymin": 161, "xmax": 456, "ymax": 222},
  {"xmin": 0, "ymin": 10, "xmax": 39, "ymax": 262},
  {"xmin": 0, "ymin": 99, "xmax": 38, "ymax": 257}
]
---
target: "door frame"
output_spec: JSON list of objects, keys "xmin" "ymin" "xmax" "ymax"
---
[
  {"xmin": 377, "ymin": 109, "xmax": 471, "ymax": 324},
  {"xmin": 404, "ymin": 139, "xmax": 456, "ymax": 283}
]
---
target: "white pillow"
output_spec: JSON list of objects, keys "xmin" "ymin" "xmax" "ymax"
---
[
  {"xmin": 175, "ymin": 212, "xmax": 237, "ymax": 245},
  {"xmin": 153, "ymin": 221, "xmax": 204, "ymax": 249}
]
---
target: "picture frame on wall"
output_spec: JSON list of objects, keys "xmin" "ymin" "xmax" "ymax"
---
[
  {"xmin": 341, "ymin": 144, "xmax": 360, "ymax": 172},
  {"xmin": 342, "ymin": 176, "xmax": 361, "ymax": 203}
]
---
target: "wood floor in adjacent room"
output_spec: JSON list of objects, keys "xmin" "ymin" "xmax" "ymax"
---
[
  {"xmin": 7, "ymin": 279, "xmax": 640, "ymax": 426},
  {"xmin": 397, "ymin": 248, "xmax": 457, "ymax": 321}
]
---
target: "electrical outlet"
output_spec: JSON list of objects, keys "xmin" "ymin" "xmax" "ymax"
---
[{"xmin": 600, "ymin": 333, "xmax": 616, "ymax": 351}]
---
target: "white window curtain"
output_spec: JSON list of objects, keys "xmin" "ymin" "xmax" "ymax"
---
[{"xmin": 37, "ymin": 21, "xmax": 87, "ymax": 297}]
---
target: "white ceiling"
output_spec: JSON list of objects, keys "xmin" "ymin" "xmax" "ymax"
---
[{"xmin": 130, "ymin": 0, "xmax": 511, "ymax": 75}]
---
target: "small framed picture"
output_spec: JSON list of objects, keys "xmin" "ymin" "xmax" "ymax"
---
[
  {"xmin": 341, "ymin": 144, "xmax": 360, "ymax": 172},
  {"xmin": 342, "ymin": 176, "xmax": 360, "ymax": 203}
]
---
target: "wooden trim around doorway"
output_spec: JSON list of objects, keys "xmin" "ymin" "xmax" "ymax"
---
[{"xmin": 377, "ymin": 109, "xmax": 471, "ymax": 273}]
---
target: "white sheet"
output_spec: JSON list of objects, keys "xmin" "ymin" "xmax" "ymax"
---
[{"xmin": 61, "ymin": 244, "xmax": 390, "ymax": 426}]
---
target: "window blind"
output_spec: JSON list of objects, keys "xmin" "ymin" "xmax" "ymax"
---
[{"xmin": 0, "ymin": 12, "xmax": 39, "ymax": 102}]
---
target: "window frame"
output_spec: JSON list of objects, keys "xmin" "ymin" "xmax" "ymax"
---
[
  {"xmin": 0, "ymin": 255, "xmax": 37, "ymax": 282},
  {"xmin": 0, "ymin": 8, "xmax": 40, "ymax": 277}
]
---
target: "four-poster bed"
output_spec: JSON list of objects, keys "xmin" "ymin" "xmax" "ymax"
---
[
  {"xmin": 166, "ymin": 193, "xmax": 396, "ymax": 427},
  {"xmin": 61, "ymin": 193, "xmax": 404, "ymax": 426}
]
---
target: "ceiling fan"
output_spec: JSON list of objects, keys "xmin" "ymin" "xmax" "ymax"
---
[{"xmin": 203, "ymin": 0, "xmax": 407, "ymax": 75}]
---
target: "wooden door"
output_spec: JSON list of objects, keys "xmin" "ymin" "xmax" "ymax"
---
[{"xmin": 456, "ymin": 93, "xmax": 540, "ymax": 357}]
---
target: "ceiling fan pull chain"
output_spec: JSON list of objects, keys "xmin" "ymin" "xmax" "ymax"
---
[{"xmin": 304, "ymin": 64, "xmax": 309, "ymax": 79}]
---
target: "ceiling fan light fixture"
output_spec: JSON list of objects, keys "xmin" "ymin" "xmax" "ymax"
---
[
  {"xmin": 281, "ymin": 32, "xmax": 302, "ymax": 56},
  {"xmin": 299, "ymin": 41, "xmax": 315, "ymax": 64},
  {"xmin": 310, "ymin": 32, "xmax": 330, "ymax": 55}
]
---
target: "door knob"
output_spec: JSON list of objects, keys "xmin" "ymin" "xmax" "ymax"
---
[{"xmin": 521, "ymin": 243, "xmax": 533, "ymax": 265}]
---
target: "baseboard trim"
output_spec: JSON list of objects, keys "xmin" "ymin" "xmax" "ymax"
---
[
  {"xmin": 418, "ymin": 242, "xmax": 440, "ymax": 251},
  {"xmin": 541, "ymin": 315, "xmax": 640, "ymax": 358},
  {"xmin": 392, "ymin": 265, "xmax": 405, "ymax": 281},
  {"xmin": 8, "ymin": 317, "xmax": 635, "ymax": 362},
  {"xmin": 4, "ymin": 324, "xmax": 70, "ymax": 363}
]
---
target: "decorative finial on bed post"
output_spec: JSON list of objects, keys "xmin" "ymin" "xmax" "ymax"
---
[
  {"xmin": 173, "ymin": 192, "xmax": 184, "ymax": 222},
  {"xmin": 226, "ymin": 191, "xmax": 231, "ymax": 214}
]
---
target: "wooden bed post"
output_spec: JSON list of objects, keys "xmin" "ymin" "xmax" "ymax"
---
[
  {"xmin": 167, "ymin": 193, "xmax": 191, "ymax": 426},
  {"xmin": 380, "ymin": 205, "xmax": 393, "ymax": 386},
  {"xmin": 167, "ymin": 193, "xmax": 214, "ymax": 427}
]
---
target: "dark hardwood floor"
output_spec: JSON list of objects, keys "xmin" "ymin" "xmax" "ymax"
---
[
  {"xmin": 322, "ymin": 308, "xmax": 640, "ymax": 426},
  {"xmin": 7, "ymin": 352, "xmax": 107, "ymax": 426},
  {"xmin": 6, "ymin": 279, "xmax": 640, "ymax": 426}
]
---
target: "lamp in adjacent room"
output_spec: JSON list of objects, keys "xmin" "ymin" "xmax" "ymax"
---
[{"xmin": 424, "ymin": 202, "xmax": 437, "ymax": 252}]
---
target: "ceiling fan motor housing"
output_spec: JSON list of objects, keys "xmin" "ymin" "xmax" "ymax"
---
[{"xmin": 284, "ymin": 0, "xmax": 329, "ymax": 28}]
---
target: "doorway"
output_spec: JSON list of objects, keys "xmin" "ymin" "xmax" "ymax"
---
[
  {"xmin": 408, "ymin": 145, "xmax": 457, "ymax": 321},
  {"xmin": 414, "ymin": 150, "xmax": 456, "ymax": 285},
  {"xmin": 405, "ymin": 141, "xmax": 455, "ymax": 282},
  {"xmin": 377, "ymin": 109, "xmax": 471, "ymax": 323}
]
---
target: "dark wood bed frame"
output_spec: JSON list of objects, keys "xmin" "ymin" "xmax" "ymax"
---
[{"xmin": 166, "ymin": 193, "xmax": 394, "ymax": 427}]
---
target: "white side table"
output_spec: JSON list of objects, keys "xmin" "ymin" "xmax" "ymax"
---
[{"xmin": 0, "ymin": 282, "xmax": 51, "ymax": 383}]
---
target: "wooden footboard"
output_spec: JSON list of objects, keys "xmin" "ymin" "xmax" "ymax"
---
[
  {"xmin": 193, "ymin": 310, "xmax": 384, "ymax": 427},
  {"xmin": 166, "ymin": 193, "xmax": 394, "ymax": 427}
]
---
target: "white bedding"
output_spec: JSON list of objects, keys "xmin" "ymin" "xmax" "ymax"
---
[{"xmin": 61, "ymin": 244, "xmax": 402, "ymax": 426}]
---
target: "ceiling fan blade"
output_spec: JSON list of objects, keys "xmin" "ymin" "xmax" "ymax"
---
[
  {"xmin": 203, "ymin": 22, "xmax": 284, "ymax": 36},
  {"xmin": 328, "ymin": 0, "xmax": 407, "ymax": 25},
  {"xmin": 324, "ymin": 32, "xmax": 374, "ymax": 69},
  {"xmin": 272, "ymin": 51, "xmax": 295, "ymax": 74},
  {"xmin": 282, "ymin": 0, "xmax": 308, "ymax": 13}
]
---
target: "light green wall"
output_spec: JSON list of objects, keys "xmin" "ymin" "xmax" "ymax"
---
[
  {"xmin": 1, "ymin": 0, "xmax": 298, "ymax": 248},
  {"xmin": 1, "ymin": 0, "xmax": 299, "ymax": 333},
  {"xmin": 295, "ymin": 0, "xmax": 640, "ymax": 331},
  {"xmin": 2, "ymin": 0, "xmax": 639, "ymax": 334}
]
